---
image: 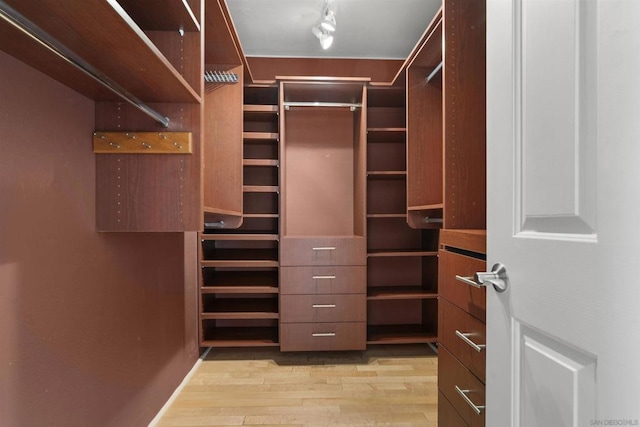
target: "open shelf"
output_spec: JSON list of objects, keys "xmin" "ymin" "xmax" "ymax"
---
[
  {"xmin": 243, "ymin": 185, "xmax": 279, "ymax": 193},
  {"xmin": 201, "ymin": 297, "xmax": 279, "ymax": 320},
  {"xmin": 243, "ymin": 132, "xmax": 279, "ymax": 141},
  {"xmin": 201, "ymin": 234, "xmax": 279, "ymax": 241},
  {"xmin": 367, "ymin": 287, "xmax": 438, "ymax": 300},
  {"xmin": 367, "ymin": 171, "xmax": 407, "ymax": 180},
  {"xmin": 367, "ymin": 325, "xmax": 438, "ymax": 345},
  {"xmin": 366, "ymin": 129, "xmax": 406, "ymax": 144},
  {"xmin": 244, "ymin": 159, "xmax": 279, "ymax": 167},
  {"xmin": 117, "ymin": 0, "xmax": 200, "ymax": 32},
  {"xmin": 1, "ymin": 1, "xmax": 200, "ymax": 103},
  {"xmin": 367, "ymin": 250, "xmax": 438, "ymax": 258},
  {"xmin": 201, "ymin": 325, "xmax": 279, "ymax": 348}
]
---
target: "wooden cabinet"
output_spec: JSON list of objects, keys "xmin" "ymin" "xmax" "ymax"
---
[
  {"xmin": 365, "ymin": 85, "xmax": 439, "ymax": 345},
  {"xmin": 438, "ymin": 231, "xmax": 487, "ymax": 427},
  {"xmin": 279, "ymin": 79, "xmax": 367, "ymax": 352},
  {"xmin": 198, "ymin": 83, "xmax": 281, "ymax": 348},
  {"xmin": 399, "ymin": 0, "xmax": 488, "ymax": 423}
]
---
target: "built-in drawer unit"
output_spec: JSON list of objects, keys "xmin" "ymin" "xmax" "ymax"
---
[
  {"xmin": 280, "ymin": 294, "xmax": 366, "ymax": 323},
  {"xmin": 439, "ymin": 298, "xmax": 486, "ymax": 381},
  {"xmin": 438, "ymin": 249, "xmax": 486, "ymax": 321},
  {"xmin": 438, "ymin": 229, "xmax": 487, "ymax": 426},
  {"xmin": 280, "ymin": 266, "xmax": 366, "ymax": 295},
  {"xmin": 439, "ymin": 347, "xmax": 486, "ymax": 427},
  {"xmin": 280, "ymin": 322, "xmax": 367, "ymax": 352},
  {"xmin": 280, "ymin": 236, "xmax": 366, "ymax": 266}
]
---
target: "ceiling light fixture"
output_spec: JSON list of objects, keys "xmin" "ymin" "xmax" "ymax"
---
[
  {"xmin": 312, "ymin": 25, "xmax": 334, "ymax": 50},
  {"xmin": 313, "ymin": 0, "xmax": 336, "ymax": 49}
]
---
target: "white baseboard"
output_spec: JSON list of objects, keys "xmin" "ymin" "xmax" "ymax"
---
[{"xmin": 148, "ymin": 347, "xmax": 212, "ymax": 426}]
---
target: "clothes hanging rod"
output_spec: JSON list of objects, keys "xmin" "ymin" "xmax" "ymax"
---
[
  {"xmin": 426, "ymin": 61, "xmax": 443, "ymax": 83},
  {"xmin": 0, "ymin": 0, "xmax": 170, "ymax": 128},
  {"xmin": 284, "ymin": 101, "xmax": 362, "ymax": 110}
]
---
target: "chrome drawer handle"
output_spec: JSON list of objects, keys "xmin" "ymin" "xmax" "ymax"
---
[
  {"xmin": 312, "ymin": 246, "xmax": 336, "ymax": 251},
  {"xmin": 455, "ymin": 330, "xmax": 486, "ymax": 352},
  {"xmin": 312, "ymin": 332, "xmax": 336, "ymax": 337},
  {"xmin": 455, "ymin": 385, "xmax": 485, "ymax": 415},
  {"xmin": 312, "ymin": 275, "xmax": 336, "ymax": 279},
  {"xmin": 312, "ymin": 304, "xmax": 336, "ymax": 308}
]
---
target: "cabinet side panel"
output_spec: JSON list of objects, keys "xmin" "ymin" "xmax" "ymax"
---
[{"xmin": 443, "ymin": 0, "xmax": 487, "ymax": 229}]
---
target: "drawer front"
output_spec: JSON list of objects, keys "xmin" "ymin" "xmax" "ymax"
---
[
  {"xmin": 280, "ymin": 266, "xmax": 366, "ymax": 295},
  {"xmin": 439, "ymin": 347, "xmax": 485, "ymax": 427},
  {"xmin": 439, "ymin": 298, "xmax": 486, "ymax": 381},
  {"xmin": 280, "ymin": 294, "xmax": 366, "ymax": 323},
  {"xmin": 280, "ymin": 322, "xmax": 366, "ymax": 351},
  {"xmin": 438, "ymin": 391, "xmax": 469, "ymax": 427},
  {"xmin": 281, "ymin": 236, "xmax": 366, "ymax": 266},
  {"xmin": 439, "ymin": 249, "xmax": 486, "ymax": 321}
]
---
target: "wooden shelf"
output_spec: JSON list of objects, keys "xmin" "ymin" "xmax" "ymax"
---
[
  {"xmin": 408, "ymin": 204, "xmax": 444, "ymax": 211},
  {"xmin": 201, "ymin": 327, "xmax": 279, "ymax": 348},
  {"xmin": 201, "ymin": 234, "xmax": 279, "ymax": 241},
  {"xmin": 243, "ymin": 159, "xmax": 279, "ymax": 167},
  {"xmin": 243, "ymin": 132, "xmax": 279, "ymax": 141},
  {"xmin": 201, "ymin": 260, "xmax": 279, "ymax": 268},
  {"xmin": 243, "ymin": 185, "xmax": 279, "ymax": 193},
  {"xmin": 366, "ymin": 129, "xmax": 407, "ymax": 144},
  {"xmin": 201, "ymin": 286, "xmax": 278, "ymax": 295},
  {"xmin": 367, "ymin": 250, "xmax": 438, "ymax": 258},
  {"xmin": 367, "ymin": 171, "xmax": 407, "ymax": 180},
  {"xmin": 202, "ymin": 247, "xmax": 278, "ymax": 261},
  {"xmin": 244, "ymin": 105, "xmax": 278, "ymax": 113},
  {"xmin": 367, "ymin": 287, "xmax": 438, "ymax": 300},
  {"xmin": 440, "ymin": 229, "xmax": 486, "ymax": 254},
  {"xmin": 117, "ymin": 0, "xmax": 200, "ymax": 32},
  {"xmin": 243, "ymin": 213, "xmax": 279, "ymax": 219},
  {"xmin": 367, "ymin": 325, "xmax": 438, "ymax": 345},
  {"xmin": 201, "ymin": 298, "xmax": 279, "ymax": 320},
  {"xmin": 1, "ymin": 0, "xmax": 200, "ymax": 103},
  {"xmin": 367, "ymin": 213, "xmax": 407, "ymax": 219}
]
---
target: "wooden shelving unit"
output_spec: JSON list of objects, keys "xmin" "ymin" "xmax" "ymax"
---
[
  {"xmin": 199, "ymin": 83, "xmax": 281, "ymax": 348},
  {"xmin": 365, "ymin": 85, "xmax": 439, "ymax": 346}
]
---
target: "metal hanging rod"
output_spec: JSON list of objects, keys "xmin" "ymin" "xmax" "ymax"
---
[
  {"xmin": 426, "ymin": 61, "xmax": 443, "ymax": 82},
  {"xmin": 284, "ymin": 101, "xmax": 362, "ymax": 111},
  {"xmin": 0, "ymin": 0, "xmax": 170, "ymax": 128}
]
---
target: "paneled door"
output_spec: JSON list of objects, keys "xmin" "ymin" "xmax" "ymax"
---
[{"xmin": 486, "ymin": 0, "xmax": 640, "ymax": 425}]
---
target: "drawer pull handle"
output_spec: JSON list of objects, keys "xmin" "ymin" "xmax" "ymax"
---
[
  {"xmin": 455, "ymin": 385, "xmax": 485, "ymax": 415},
  {"xmin": 312, "ymin": 247, "xmax": 336, "ymax": 251},
  {"xmin": 455, "ymin": 275, "xmax": 483, "ymax": 288},
  {"xmin": 456, "ymin": 264, "xmax": 509, "ymax": 293},
  {"xmin": 312, "ymin": 304, "xmax": 336, "ymax": 308},
  {"xmin": 455, "ymin": 330, "xmax": 486, "ymax": 352},
  {"xmin": 312, "ymin": 275, "xmax": 336, "ymax": 280},
  {"xmin": 312, "ymin": 332, "xmax": 336, "ymax": 337}
]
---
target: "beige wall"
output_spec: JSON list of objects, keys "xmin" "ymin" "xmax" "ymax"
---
[{"xmin": 0, "ymin": 50, "xmax": 199, "ymax": 426}]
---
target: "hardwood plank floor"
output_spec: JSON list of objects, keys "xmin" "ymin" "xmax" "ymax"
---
[{"xmin": 155, "ymin": 345, "xmax": 438, "ymax": 426}]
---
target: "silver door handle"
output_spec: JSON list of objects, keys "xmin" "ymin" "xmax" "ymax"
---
[
  {"xmin": 455, "ymin": 263, "xmax": 509, "ymax": 292},
  {"xmin": 455, "ymin": 330, "xmax": 486, "ymax": 352},
  {"xmin": 312, "ymin": 304, "xmax": 336, "ymax": 308},
  {"xmin": 455, "ymin": 385, "xmax": 485, "ymax": 415},
  {"xmin": 312, "ymin": 275, "xmax": 336, "ymax": 279}
]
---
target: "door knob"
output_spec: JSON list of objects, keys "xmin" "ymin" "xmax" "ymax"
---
[{"xmin": 456, "ymin": 263, "xmax": 509, "ymax": 292}]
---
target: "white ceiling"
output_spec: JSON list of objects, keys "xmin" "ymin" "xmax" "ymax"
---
[{"xmin": 225, "ymin": 0, "xmax": 442, "ymax": 60}]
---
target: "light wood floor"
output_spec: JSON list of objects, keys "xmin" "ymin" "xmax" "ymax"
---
[{"xmin": 155, "ymin": 345, "xmax": 438, "ymax": 427}]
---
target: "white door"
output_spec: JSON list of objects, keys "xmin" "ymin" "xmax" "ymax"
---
[{"xmin": 486, "ymin": 0, "xmax": 640, "ymax": 426}]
